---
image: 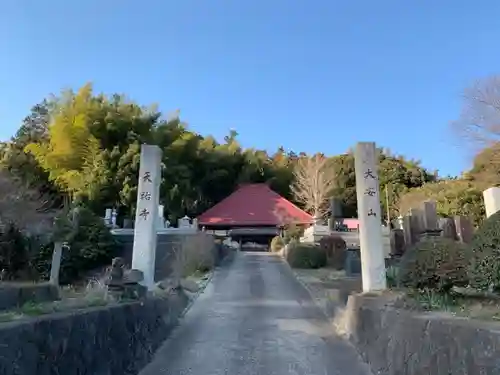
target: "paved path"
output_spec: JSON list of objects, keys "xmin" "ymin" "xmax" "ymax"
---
[{"xmin": 140, "ymin": 252, "xmax": 372, "ymax": 375}]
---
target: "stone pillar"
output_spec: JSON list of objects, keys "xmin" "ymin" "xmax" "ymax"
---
[
  {"xmin": 132, "ymin": 145, "xmax": 162, "ymax": 290},
  {"xmin": 49, "ymin": 242, "xmax": 64, "ymax": 285},
  {"xmin": 354, "ymin": 142, "xmax": 387, "ymax": 292},
  {"xmin": 483, "ymin": 187, "xmax": 500, "ymax": 218}
]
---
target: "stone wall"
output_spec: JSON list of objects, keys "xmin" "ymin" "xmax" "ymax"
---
[
  {"xmin": 113, "ymin": 232, "xmax": 226, "ymax": 281},
  {"xmin": 336, "ymin": 294, "xmax": 500, "ymax": 375},
  {"xmin": 0, "ymin": 291, "xmax": 189, "ymax": 375},
  {"xmin": 0, "ymin": 282, "xmax": 59, "ymax": 311}
]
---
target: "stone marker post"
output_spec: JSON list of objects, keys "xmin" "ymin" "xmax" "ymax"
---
[
  {"xmin": 483, "ymin": 187, "xmax": 500, "ymax": 218},
  {"xmin": 49, "ymin": 242, "xmax": 64, "ymax": 285},
  {"xmin": 354, "ymin": 142, "xmax": 387, "ymax": 292},
  {"xmin": 132, "ymin": 145, "xmax": 162, "ymax": 290}
]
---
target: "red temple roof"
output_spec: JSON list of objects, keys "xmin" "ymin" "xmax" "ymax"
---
[{"xmin": 197, "ymin": 184, "xmax": 314, "ymax": 226}]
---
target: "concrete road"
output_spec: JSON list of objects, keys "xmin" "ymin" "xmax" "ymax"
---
[{"xmin": 140, "ymin": 252, "xmax": 372, "ymax": 375}]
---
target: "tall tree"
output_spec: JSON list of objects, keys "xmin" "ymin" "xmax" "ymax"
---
[
  {"xmin": 452, "ymin": 75, "xmax": 500, "ymax": 146},
  {"xmin": 24, "ymin": 84, "xmax": 108, "ymax": 203},
  {"xmin": 290, "ymin": 153, "xmax": 335, "ymax": 219},
  {"xmin": 397, "ymin": 179, "xmax": 485, "ymax": 227}
]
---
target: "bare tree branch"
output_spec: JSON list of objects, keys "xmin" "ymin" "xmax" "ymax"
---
[
  {"xmin": 452, "ymin": 75, "xmax": 500, "ymax": 147},
  {"xmin": 290, "ymin": 153, "xmax": 335, "ymax": 219},
  {"xmin": 0, "ymin": 170, "xmax": 60, "ymax": 234}
]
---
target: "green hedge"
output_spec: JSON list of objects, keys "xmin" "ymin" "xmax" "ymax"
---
[
  {"xmin": 286, "ymin": 243, "xmax": 327, "ymax": 269},
  {"xmin": 319, "ymin": 235, "xmax": 346, "ymax": 270},
  {"xmin": 34, "ymin": 207, "xmax": 118, "ymax": 284},
  {"xmin": 468, "ymin": 210, "xmax": 500, "ymax": 291},
  {"xmin": 398, "ymin": 237, "xmax": 469, "ymax": 293}
]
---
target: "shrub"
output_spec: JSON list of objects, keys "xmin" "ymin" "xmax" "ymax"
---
[
  {"xmin": 286, "ymin": 243, "xmax": 327, "ymax": 269},
  {"xmin": 319, "ymin": 235, "xmax": 346, "ymax": 269},
  {"xmin": 0, "ymin": 223, "xmax": 29, "ymax": 280},
  {"xmin": 397, "ymin": 237, "xmax": 469, "ymax": 293},
  {"xmin": 171, "ymin": 233, "xmax": 216, "ymax": 281},
  {"xmin": 468, "ymin": 210, "xmax": 500, "ymax": 291},
  {"xmin": 34, "ymin": 207, "xmax": 118, "ymax": 284},
  {"xmin": 386, "ymin": 265, "xmax": 400, "ymax": 288},
  {"xmin": 270, "ymin": 236, "xmax": 285, "ymax": 252},
  {"xmin": 283, "ymin": 224, "xmax": 304, "ymax": 244}
]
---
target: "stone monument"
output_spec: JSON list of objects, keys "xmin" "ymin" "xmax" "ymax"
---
[
  {"xmin": 104, "ymin": 208, "xmax": 112, "ymax": 226},
  {"xmin": 354, "ymin": 142, "xmax": 387, "ymax": 292},
  {"xmin": 178, "ymin": 215, "xmax": 191, "ymax": 228},
  {"xmin": 483, "ymin": 187, "xmax": 500, "ymax": 218},
  {"xmin": 131, "ymin": 144, "xmax": 162, "ymax": 290}
]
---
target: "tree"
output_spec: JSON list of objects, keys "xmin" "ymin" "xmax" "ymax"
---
[
  {"xmin": 24, "ymin": 84, "xmax": 108, "ymax": 204},
  {"xmin": 397, "ymin": 179, "xmax": 485, "ymax": 227},
  {"xmin": 290, "ymin": 153, "xmax": 335, "ymax": 219},
  {"xmin": 328, "ymin": 150, "xmax": 436, "ymax": 218},
  {"xmin": 0, "ymin": 170, "xmax": 59, "ymax": 234},
  {"xmin": 1, "ymin": 100, "xmax": 62, "ymax": 206},
  {"xmin": 463, "ymin": 142, "xmax": 500, "ymax": 188},
  {"xmin": 452, "ymin": 75, "xmax": 500, "ymax": 146}
]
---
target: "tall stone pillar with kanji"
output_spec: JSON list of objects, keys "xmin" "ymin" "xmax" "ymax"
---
[
  {"xmin": 132, "ymin": 144, "xmax": 162, "ymax": 290},
  {"xmin": 354, "ymin": 142, "xmax": 387, "ymax": 292}
]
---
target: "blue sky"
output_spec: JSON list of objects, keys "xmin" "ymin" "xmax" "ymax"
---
[{"xmin": 1, "ymin": 1, "xmax": 500, "ymax": 177}]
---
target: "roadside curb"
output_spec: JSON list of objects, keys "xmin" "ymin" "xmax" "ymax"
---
[
  {"xmin": 179, "ymin": 250, "xmax": 236, "ymax": 318},
  {"xmin": 179, "ymin": 270, "xmax": 214, "ymax": 319}
]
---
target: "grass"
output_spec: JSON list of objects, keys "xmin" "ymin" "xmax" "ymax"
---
[
  {"xmin": 400, "ymin": 288, "xmax": 500, "ymax": 322},
  {"xmin": 0, "ymin": 278, "xmax": 114, "ymax": 323}
]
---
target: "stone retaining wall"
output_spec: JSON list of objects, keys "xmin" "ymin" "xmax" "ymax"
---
[
  {"xmin": 336, "ymin": 294, "xmax": 500, "ymax": 375},
  {"xmin": 0, "ymin": 282, "xmax": 59, "ymax": 311},
  {"xmin": 0, "ymin": 291, "xmax": 189, "ymax": 375}
]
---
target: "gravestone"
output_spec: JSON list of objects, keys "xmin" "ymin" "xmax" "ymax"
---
[
  {"xmin": 389, "ymin": 229, "xmax": 405, "ymax": 257},
  {"xmin": 454, "ymin": 216, "xmax": 474, "ymax": 244},
  {"xmin": 345, "ymin": 248, "xmax": 362, "ymax": 276},
  {"xmin": 131, "ymin": 144, "xmax": 162, "ymax": 290},
  {"xmin": 402, "ymin": 215, "xmax": 413, "ymax": 247},
  {"xmin": 104, "ymin": 209, "xmax": 112, "ymax": 226},
  {"xmin": 439, "ymin": 217, "xmax": 457, "ymax": 240},
  {"xmin": 420, "ymin": 201, "xmax": 438, "ymax": 230},
  {"xmin": 354, "ymin": 142, "xmax": 387, "ymax": 291},
  {"xmin": 178, "ymin": 215, "xmax": 191, "ymax": 228},
  {"xmin": 483, "ymin": 187, "xmax": 500, "ymax": 218},
  {"xmin": 418, "ymin": 201, "xmax": 442, "ymax": 239},
  {"xmin": 329, "ymin": 198, "xmax": 343, "ymax": 230},
  {"xmin": 406, "ymin": 207, "xmax": 424, "ymax": 243}
]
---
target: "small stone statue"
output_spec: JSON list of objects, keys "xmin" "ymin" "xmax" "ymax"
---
[
  {"xmin": 105, "ymin": 257, "xmax": 125, "ymax": 298},
  {"xmin": 105, "ymin": 258, "xmax": 147, "ymax": 300},
  {"xmin": 123, "ymin": 269, "xmax": 147, "ymax": 299}
]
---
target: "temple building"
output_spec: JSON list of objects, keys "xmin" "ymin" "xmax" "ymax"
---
[{"xmin": 197, "ymin": 183, "xmax": 313, "ymax": 247}]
